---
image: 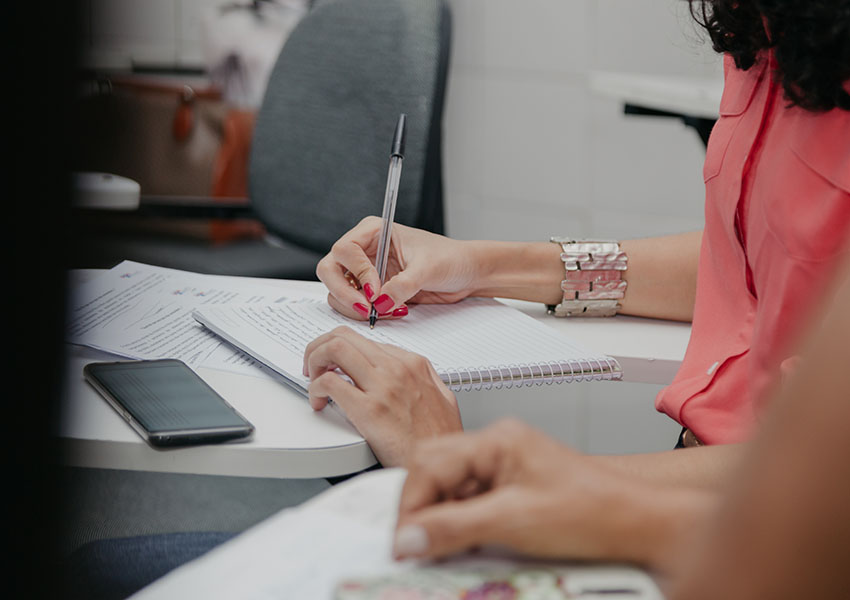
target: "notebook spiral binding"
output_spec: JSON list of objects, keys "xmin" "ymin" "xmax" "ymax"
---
[{"xmin": 440, "ymin": 356, "xmax": 622, "ymax": 392}]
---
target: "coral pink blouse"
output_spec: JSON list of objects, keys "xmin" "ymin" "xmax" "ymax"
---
[{"xmin": 655, "ymin": 53, "xmax": 850, "ymax": 444}]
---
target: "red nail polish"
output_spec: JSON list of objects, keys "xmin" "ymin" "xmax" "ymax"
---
[
  {"xmin": 363, "ymin": 283, "xmax": 375, "ymax": 302},
  {"xmin": 392, "ymin": 306, "xmax": 408, "ymax": 317},
  {"xmin": 353, "ymin": 302, "xmax": 369, "ymax": 317},
  {"xmin": 374, "ymin": 294, "xmax": 394, "ymax": 314}
]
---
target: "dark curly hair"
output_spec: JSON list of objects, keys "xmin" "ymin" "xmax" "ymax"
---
[{"xmin": 689, "ymin": 0, "xmax": 850, "ymax": 111}]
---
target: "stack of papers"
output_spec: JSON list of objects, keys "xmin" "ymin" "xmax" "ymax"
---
[{"xmin": 66, "ymin": 261, "xmax": 326, "ymax": 378}]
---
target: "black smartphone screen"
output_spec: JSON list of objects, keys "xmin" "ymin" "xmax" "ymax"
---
[{"xmin": 84, "ymin": 359, "xmax": 253, "ymax": 445}]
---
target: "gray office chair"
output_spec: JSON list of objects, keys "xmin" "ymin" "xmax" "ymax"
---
[{"xmin": 74, "ymin": 0, "xmax": 451, "ymax": 280}]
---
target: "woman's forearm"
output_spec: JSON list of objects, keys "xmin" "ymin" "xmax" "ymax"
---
[
  {"xmin": 608, "ymin": 481, "xmax": 719, "ymax": 576},
  {"xmin": 619, "ymin": 232, "xmax": 702, "ymax": 322},
  {"xmin": 593, "ymin": 443, "xmax": 747, "ymax": 490},
  {"xmin": 461, "ymin": 231, "xmax": 702, "ymax": 322}
]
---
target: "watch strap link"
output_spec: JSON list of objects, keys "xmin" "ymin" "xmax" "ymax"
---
[{"xmin": 548, "ymin": 237, "xmax": 627, "ymax": 317}]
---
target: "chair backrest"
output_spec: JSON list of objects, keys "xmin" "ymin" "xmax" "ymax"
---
[{"xmin": 249, "ymin": 0, "xmax": 451, "ymax": 254}]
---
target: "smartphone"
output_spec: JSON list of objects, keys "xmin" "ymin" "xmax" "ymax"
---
[{"xmin": 83, "ymin": 359, "xmax": 254, "ymax": 447}]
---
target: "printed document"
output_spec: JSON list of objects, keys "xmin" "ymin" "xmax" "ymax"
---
[{"xmin": 67, "ymin": 261, "xmax": 325, "ymax": 376}]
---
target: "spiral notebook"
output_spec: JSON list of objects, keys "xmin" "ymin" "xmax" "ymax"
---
[{"xmin": 192, "ymin": 298, "xmax": 622, "ymax": 393}]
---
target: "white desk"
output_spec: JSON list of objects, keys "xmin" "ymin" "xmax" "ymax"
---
[
  {"xmin": 590, "ymin": 70, "xmax": 723, "ymax": 148},
  {"xmin": 589, "ymin": 70, "xmax": 722, "ymax": 120},
  {"xmin": 61, "ymin": 344, "xmax": 376, "ymax": 479},
  {"xmin": 60, "ymin": 275, "xmax": 691, "ymax": 479},
  {"xmin": 501, "ymin": 298, "xmax": 691, "ymax": 386}
]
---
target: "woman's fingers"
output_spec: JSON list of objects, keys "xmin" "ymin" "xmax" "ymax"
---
[
  {"xmin": 303, "ymin": 327, "xmax": 395, "ymax": 415},
  {"xmin": 373, "ymin": 266, "xmax": 429, "ymax": 313},
  {"xmin": 394, "ymin": 421, "xmax": 640, "ymax": 563},
  {"xmin": 316, "ymin": 218, "xmax": 385, "ymax": 313},
  {"xmin": 325, "ymin": 291, "xmax": 369, "ymax": 321},
  {"xmin": 395, "ymin": 420, "xmax": 553, "ymax": 560},
  {"xmin": 335, "ymin": 217, "xmax": 386, "ymax": 290},
  {"xmin": 327, "ymin": 293, "xmax": 408, "ymax": 322},
  {"xmin": 323, "ymin": 290, "xmax": 367, "ymax": 321},
  {"xmin": 398, "ymin": 430, "xmax": 502, "ymax": 517},
  {"xmin": 316, "ymin": 256, "xmax": 374, "ymax": 318},
  {"xmin": 305, "ymin": 332, "xmax": 378, "ymax": 385},
  {"xmin": 307, "ymin": 370, "xmax": 369, "ymax": 415},
  {"xmin": 394, "ymin": 491, "xmax": 510, "ymax": 560},
  {"xmin": 302, "ymin": 326, "xmax": 380, "ymax": 376}
]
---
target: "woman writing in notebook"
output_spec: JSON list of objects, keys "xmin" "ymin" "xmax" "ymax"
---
[
  {"xmin": 68, "ymin": 2, "xmax": 849, "ymax": 598},
  {"xmin": 307, "ymin": 0, "xmax": 850, "ymax": 477}
]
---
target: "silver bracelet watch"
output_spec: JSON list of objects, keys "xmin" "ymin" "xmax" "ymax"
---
[{"xmin": 547, "ymin": 237, "xmax": 628, "ymax": 317}]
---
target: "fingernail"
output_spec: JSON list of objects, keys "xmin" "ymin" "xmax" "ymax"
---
[
  {"xmin": 363, "ymin": 283, "xmax": 375, "ymax": 302},
  {"xmin": 353, "ymin": 302, "xmax": 370, "ymax": 317},
  {"xmin": 393, "ymin": 524, "xmax": 429, "ymax": 558},
  {"xmin": 391, "ymin": 306, "xmax": 408, "ymax": 317},
  {"xmin": 374, "ymin": 294, "xmax": 394, "ymax": 314}
]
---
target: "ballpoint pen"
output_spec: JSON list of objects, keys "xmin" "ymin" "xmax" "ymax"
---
[{"xmin": 370, "ymin": 113, "xmax": 406, "ymax": 329}]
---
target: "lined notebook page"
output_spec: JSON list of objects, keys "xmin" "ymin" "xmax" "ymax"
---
[{"xmin": 193, "ymin": 298, "xmax": 621, "ymax": 392}]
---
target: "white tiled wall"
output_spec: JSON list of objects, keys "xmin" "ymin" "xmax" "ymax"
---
[
  {"xmin": 442, "ymin": 0, "xmax": 717, "ymax": 244},
  {"xmin": 81, "ymin": 0, "xmax": 721, "ymax": 454}
]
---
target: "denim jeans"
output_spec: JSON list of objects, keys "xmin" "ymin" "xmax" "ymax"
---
[{"xmin": 64, "ymin": 531, "xmax": 236, "ymax": 600}]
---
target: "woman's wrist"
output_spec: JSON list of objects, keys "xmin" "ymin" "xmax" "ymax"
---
[
  {"xmin": 608, "ymin": 482, "xmax": 718, "ymax": 574},
  {"xmin": 464, "ymin": 240, "xmax": 564, "ymax": 303}
]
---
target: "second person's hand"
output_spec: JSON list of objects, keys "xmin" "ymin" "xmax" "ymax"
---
[
  {"xmin": 302, "ymin": 325, "xmax": 463, "ymax": 467},
  {"xmin": 393, "ymin": 420, "xmax": 713, "ymax": 573}
]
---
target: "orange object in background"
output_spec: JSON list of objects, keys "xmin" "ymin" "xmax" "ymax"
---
[
  {"xmin": 212, "ymin": 109, "xmax": 255, "ymax": 198},
  {"xmin": 210, "ymin": 108, "xmax": 266, "ymax": 244}
]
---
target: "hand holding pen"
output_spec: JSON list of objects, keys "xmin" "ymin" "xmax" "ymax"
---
[{"xmin": 315, "ymin": 115, "xmax": 480, "ymax": 322}]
